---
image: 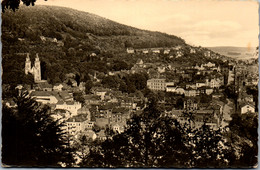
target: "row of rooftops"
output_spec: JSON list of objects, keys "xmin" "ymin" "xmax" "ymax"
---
[{"xmin": 30, "ymin": 90, "xmax": 73, "ymax": 102}]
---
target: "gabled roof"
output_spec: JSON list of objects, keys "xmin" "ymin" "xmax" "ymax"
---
[
  {"xmin": 37, "ymin": 82, "xmax": 53, "ymax": 89},
  {"xmin": 96, "ymin": 130, "xmax": 106, "ymax": 137},
  {"xmin": 240, "ymin": 102, "xmax": 255, "ymax": 108},
  {"xmin": 112, "ymin": 107, "xmax": 129, "ymax": 114},
  {"xmin": 96, "ymin": 118, "xmax": 109, "ymax": 127},
  {"xmin": 195, "ymin": 109, "xmax": 214, "ymax": 115},
  {"xmin": 30, "ymin": 91, "xmax": 59, "ymax": 98},
  {"xmin": 67, "ymin": 114, "xmax": 89, "ymax": 122},
  {"xmin": 58, "ymin": 91, "xmax": 72, "ymax": 100}
]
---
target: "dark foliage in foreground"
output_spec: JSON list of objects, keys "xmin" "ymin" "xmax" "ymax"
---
[
  {"xmin": 1, "ymin": 91, "xmax": 258, "ymax": 168},
  {"xmin": 2, "ymin": 91, "xmax": 74, "ymax": 167},
  {"xmin": 80, "ymin": 96, "xmax": 257, "ymax": 168}
]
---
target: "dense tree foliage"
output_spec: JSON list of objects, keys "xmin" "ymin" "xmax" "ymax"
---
[
  {"xmin": 2, "ymin": 0, "xmax": 37, "ymax": 12},
  {"xmin": 77, "ymin": 96, "xmax": 241, "ymax": 168},
  {"xmin": 228, "ymin": 113, "xmax": 258, "ymax": 167},
  {"xmin": 82, "ymin": 97, "xmax": 190, "ymax": 167},
  {"xmin": 2, "ymin": 5, "xmax": 186, "ymax": 85},
  {"xmin": 2, "ymin": 91, "xmax": 75, "ymax": 167},
  {"xmin": 102, "ymin": 73, "xmax": 148, "ymax": 94}
]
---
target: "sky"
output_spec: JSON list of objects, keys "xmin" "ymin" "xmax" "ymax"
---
[{"xmin": 36, "ymin": 0, "xmax": 259, "ymax": 47}]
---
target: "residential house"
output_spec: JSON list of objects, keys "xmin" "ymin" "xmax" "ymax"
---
[
  {"xmin": 176, "ymin": 51, "xmax": 183, "ymax": 58},
  {"xmin": 240, "ymin": 102, "xmax": 255, "ymax": 114},
  {"xmin": 186, "ymin": 84, "xmax": 197, "ymax": 89},
  {"xmin": 190, "ymin": 48, "xmax": 196, "ymax": 54},
  {"xmin": 77, "ymin": 106, "xmax": 91, "ymax": 120},
  {"xmin": 158, "ymin": 66, "xmax": 166, "ymax": 73},
  {"xmin": 212, "ymin": 92, "xmax": 223, "ymax": 99},
  {"xmin": 196, "ymin": 81, "xmax": 206, "ymax": 89},
  {"xmin": 206, "ymin": 78, "xmax": 221, "ymax": 88},
  {"xmin": 183, "ymin": 99, "xmax": 198, "ymax": 110},
  {"xmin": 56, "ymin": 101, "xmax": 82, "ymax": 116},
  {"xmin": 172, "ymin": 45, "xmax": 182, "ymax": 50},
  {"xmin": 165, "ymin": 82, "xmax": 174, "ymax": 87},
  {"xmin": 96, "ymin": 130, "xmax": 107, "ymax": 141},
  {"xmin": 164, "ymin": 49, "xmax": 170, "ymax": 54},
  {"xmin": 205, "ymin": 88, "xmax": 214, "ymax": 95},
  {"xmin": 110, "ymin": 107, "xmax": 130, "ymax": 122},
  {"xmin": 53, "ymin": 84, "xmax": 63, "ymax": 91},
  {"xmin": 91, "ymin": 87, "xmax": 110, "ymax": 100},
  {"xmin": 136, "ymin": 59, "xmax": 144, "ymax": 67},
  {"xmin": 204, "ymin": 51, "xmax": 211, "ymax": 57},
  {"xmin": 35, "ymin": 82, "xmax": 53, "ymax": 91},
  {"xmin": 84, "ymin": 94, "xmax": 101, "ymax": 105},
  {"xmin": 58, "ymin": 91, "xmax": 74, "ymax": 102},
  {"xmin": 185, "ymin": 88, "xmax": 197, "ymax": 97},
  {"xmin": 142, "ymin": 50, "xmax": 149, "ymax": 54},
  {"xmin": 120, "ymin": 98, "xmax": 136, "ymax": 109},
  {"xmin": 40, "ymin": 36, "xmax": 46, "ymax": 41},
  {"xmin": 111, "ymin": 122, "xmax": 126, "ymax": 134},
  {"xmin": 126, "ymin": 47, "xmax": 135, "ymax": 54},
  {"xmin": 175, "ymin": 87, "xmax": 185, "ymax": 95},
  {"xmin": 166, "ymin": 86, "xmax": 177, "ymax": 93},
  {"xmin": 85, "ymin": 122, "xmax": 95, "ymax": 129},
  {"xmin": 30, "ymin": 91, "xmax": 60, "ymax": 104},
  {"xmin": 202, "ymin": 62, "xmax": 215, "ymax": 68},
  {"xmin": 65, "ymin": 114, "xmax": 89, "ymax": 136},
  {"xmin": 152, "ymin": 49, "xmax": 160, "ymax": 54},
  {"xmin": 78, "ymin": 82, "xmax": 86, "ymax": 92}
]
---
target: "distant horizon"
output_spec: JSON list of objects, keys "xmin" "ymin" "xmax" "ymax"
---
[{"xmin": 205, "ymin": 46, "xmax": 258, "ymax": 48}]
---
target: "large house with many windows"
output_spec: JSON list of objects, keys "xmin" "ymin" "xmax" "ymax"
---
[{"xmin": 147, "ymin": 78, "xmax": 166, "ymax": 91}]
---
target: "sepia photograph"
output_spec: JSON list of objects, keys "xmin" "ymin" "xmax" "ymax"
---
[{"xmin": 1, "ymin": 0, "xmax": 259, "ymax": 168}]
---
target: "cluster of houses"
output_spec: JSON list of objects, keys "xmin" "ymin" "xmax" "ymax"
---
[
  {"xmin": 39, "ymin": 36, "xmax": 64, "ymax": 47},
  {"xmin": 169, "ymin": 98, "xmax": 223, "ymax": 130},
  {"xmin": 9, "ymin": 81, "xmax": 145, "ymax": 143},
  {"xmin": 126, "ymin": 45, "xmax": 224, "ymax": 60},
  {"xmin": 144, "ymin": 59, "xmax": 257, "ymax": 129},
  {"xmin": 4, "ymin": 46, "xmax": 257, "ymax": 146},
  {"xmin": 146, "ymin": 60, "xmax": 224, "ymax": 97}
]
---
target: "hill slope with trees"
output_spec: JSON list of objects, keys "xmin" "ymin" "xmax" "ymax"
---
[{"xmin": 2, "ymin": 5, "xmax": 187, "ymax": 85}]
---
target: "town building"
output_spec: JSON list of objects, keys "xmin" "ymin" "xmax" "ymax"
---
[
  {"xmin": 240, "ymin": 103, "xmax": 255, "ymax": 114},
  {"xmin": 147, "ymin": 78, "xmax": 166, "ymax": 91},
  {"xmin": 126, "ymin": 47, "xmax": 135, "ymax": 54},
  {"xmin": 65, "ymin": 114, "xmax": 89, "ymax": 136},
  {"xmin": 56, "ymin": 101, "xmax": 82, "ymax": 116},
  {"xmin": 30, "ymin": 91, "xmax": 60, "ymax": 104},
  {"xmin": 53, "ymin": 84, "xmax": 63, "ymax": 91},
  {"xmin": 184, "ymin": 99, "xmax": 198, "ymax": 111}
]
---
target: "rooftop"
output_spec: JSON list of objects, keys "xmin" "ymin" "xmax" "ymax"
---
[{"xmin": 67, "ymin": 114, "xmax": 89, "ymax": 122}]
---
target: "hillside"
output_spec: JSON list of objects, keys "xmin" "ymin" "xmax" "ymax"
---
[
  {"xmin": 207, "ymin": 46, "xmax": 257, "ymax": 60},
  {"xmin": 2, "ymin": 5, "xmax": 185, "ymax": 52},
  {"xmin": 2, "ymin": 5, "xmax": 224, "ymax": 86}
]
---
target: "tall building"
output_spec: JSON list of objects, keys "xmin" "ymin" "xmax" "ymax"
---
[
  {"xmin": 147, "ymin": 78, "xmax": 166, "ymax": 91},
  {"xmin": 25, "ymin": 53, "xmax": 41, "ymax": 82}
]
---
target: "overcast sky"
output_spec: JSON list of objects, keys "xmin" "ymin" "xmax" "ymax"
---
[{"xmin": 37, "ymin": 0, "xmax": 259, "ymax": 47}]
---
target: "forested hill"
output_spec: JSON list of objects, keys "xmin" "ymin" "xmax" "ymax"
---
[
  {"xmin": 2, "ymin": 5, "xmax": 185, "ymax": 52},
  {"xmin": 3, "ymin": 5, "xmax": 228, "ymax": 86},
  {"xmin": 2, "ymin": 5, "xmax": 187, "ymax": 85}
]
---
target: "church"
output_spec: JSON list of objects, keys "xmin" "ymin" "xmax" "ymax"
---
[{"xmin": 25, "ymin": 53, "xmax": 45, "ymax": 83}]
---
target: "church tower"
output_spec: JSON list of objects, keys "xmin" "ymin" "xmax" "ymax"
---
[
  {"xmin": 34, "ymin": 53, "xmax": 41, "ymax": 82},
  {"xmin": 25, "ymin": 53, "xmax": 32, "ymax": 75}
]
